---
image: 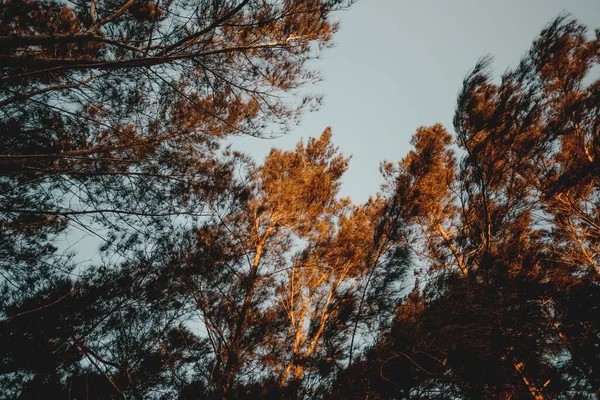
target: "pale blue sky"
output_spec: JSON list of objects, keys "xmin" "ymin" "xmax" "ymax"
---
[{"xmin": 233, "ymin": 0, "xmax": 600, "ymax": 203}]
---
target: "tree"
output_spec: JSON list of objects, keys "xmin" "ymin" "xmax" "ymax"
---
[
  {"xmin": 169, "ymin": 130, "xmax": 407, "ymax": 398},
  {"xmin": 4, "ymin": 6, "xmax": 599, "ymax": 400},
  {"xmin": 331, "ymin": 15, "xmax": 600, "ymax": 399},
  {"xmin": 1, "ymin": 1, "xmax": 359, "ymax": 397},
  {"xmin": 0, "ymin": 0, "xmax": 353, "ymax": 268}
]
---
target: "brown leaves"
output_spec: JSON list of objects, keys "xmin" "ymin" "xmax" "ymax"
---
[{"xmin": 257, "ymin": 128, "xmax": 349, "ymax": 237}]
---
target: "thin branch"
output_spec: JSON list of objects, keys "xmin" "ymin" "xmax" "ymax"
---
[
  {"xmin": 2, "ymin": 289, "xmax": 73, "ymax": 322},
  {"xmin": 160, "ymin": 0, "xmax": 251, "ymax": 55}
]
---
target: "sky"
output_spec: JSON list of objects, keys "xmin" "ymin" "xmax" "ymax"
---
[
  {"xmin": 62, "ymin": 1, "xmax": 600, "ymax": 261},
  {"xmin": 232, "ymin": 0, "xmax": 600, "ymax": 204}
]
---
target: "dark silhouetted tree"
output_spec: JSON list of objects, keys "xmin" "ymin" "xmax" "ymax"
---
[{"xmin": 330, "ymin": 15, "xmax": 600, "ymax": 400}]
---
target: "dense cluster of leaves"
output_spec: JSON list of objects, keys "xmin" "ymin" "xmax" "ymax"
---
[
  {"xmin": 0, "ymin": 0, "xmax": 352, "ymax": 270},
  {"xmin": 1, "ymin": 3, "xmax": 599, "ymax": 399},
  {"xmin": 331, "ymin": 15, "xmax": 600, "ymax": 400}
]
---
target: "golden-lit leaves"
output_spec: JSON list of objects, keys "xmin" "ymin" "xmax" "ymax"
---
[{"xmin": 257, "ymin": 127, "xmax": 349, "ymax": 236}]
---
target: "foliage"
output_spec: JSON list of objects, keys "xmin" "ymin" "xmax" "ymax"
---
[
  {"xmin": 330, "ymin": 15, "xmax": 600, "ymax": 400},
  {"xmin": 1, "ymin": 6, "xmax": 599, "ymax": 400}
]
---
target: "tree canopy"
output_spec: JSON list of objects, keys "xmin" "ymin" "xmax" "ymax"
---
[{"xmin": 1, "ymin": 6, "xmax": 600, "ymax": 400}]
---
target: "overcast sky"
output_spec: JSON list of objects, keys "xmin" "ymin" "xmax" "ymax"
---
[{"xmin": 232, "ymin": 0, "xmax": 600, "ymax": 203}]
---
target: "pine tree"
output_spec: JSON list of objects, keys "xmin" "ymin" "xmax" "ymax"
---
[{"xmin": 331, "ymin": 15, "xmax": 600, "ymax": 399}]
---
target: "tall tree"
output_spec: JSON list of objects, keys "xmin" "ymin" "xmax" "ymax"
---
[
  {"xmin": 331, "ymin": 15, "xmax": 600, "ymax": 400},
  {"xmin": 1, "ymin": 1, "xmax": 358, "ymax": 398},
  {"xmin": 0, "ymin": 0, "xmax": 353, "ymax": 264},
  {"xmin": 168, "ymin": 130, "xmax": 407, "ymax": 398}
]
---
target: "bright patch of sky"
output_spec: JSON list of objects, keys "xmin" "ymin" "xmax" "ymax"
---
[
  {"xmin": 60, "ymin": 1, "xmax": 600, "ymax": 263},
  {"xmin": 231, "ymin": 0, "xmax": 600, "ymax": 203}
]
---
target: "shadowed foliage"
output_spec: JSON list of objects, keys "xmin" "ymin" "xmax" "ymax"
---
[
  {"xmin": 329, "ymin": 15, "xmax": 600, "ymax": 400},
  {"xmin": 1, "ymin": 8, "xmax": 599, "ymax": 400}
]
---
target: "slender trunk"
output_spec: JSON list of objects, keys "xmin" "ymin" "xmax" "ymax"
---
[
  {"xmin": 281, "ymin": 293, "xmax": 312, "ymax": 385},
  {"xmin": 437, "ymin": 223, "xmax": 468, "ymax": 277},
  {"xmin": 219, "ymin": 223, "xmax": 276, "ymax": 398},
  {"xmin": 513, "ymin": 360, "xmax": 546, "ymax": 400}
]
